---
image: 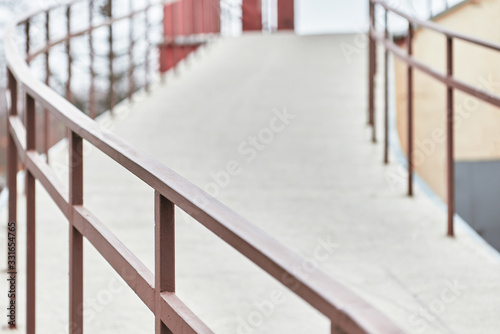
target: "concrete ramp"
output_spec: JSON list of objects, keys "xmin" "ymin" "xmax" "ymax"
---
[{"xmin": 2, "ymin": 33, "xmax": 500, "ymax": 334}]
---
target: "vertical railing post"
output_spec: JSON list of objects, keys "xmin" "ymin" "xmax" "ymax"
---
[
  {"xmin": 66, "ymin": 5, "xmax": 73, "ymax": 103},
  {"xmin": 154, "ymin": 191, "xmax": 175, "ymax": 334},
  {"xmin": 145, "ymin": 0, "xmax": 151, "ymax": 83},
  {"xmin": 128, "ymin": 0, "xmax": 135, "ymax": 100},
  {"xmin": 368, "ymin": 0, "xmax": 375, "ymax": 128},
  {"xmin": 23, "ymin": 19, "xmax": 30, "ymax": 136},
  {"xmin": 108, "ymin": 0, "xmax": 115, "ymax": 113},
  {"xmin": 7, "ymin": 69, "xmax": 18, "ymax": 330},
  {"xmin": 371, "ymin": 1, "xmax": 377, "ymax": 142},
  {"xmin": 69, "ymin": 131, "xmax": 84, "ymax": 334},
  {"xmin": 407, "ymin": 22, "xmax": 414, "ymax": 196},
  {"xmin": 89, "ymin": 0, "xmax": 96, "ymax": 119},
  {"xmin": 25, "ymin": 19, "xmax": 30, "ymax": 63},
  {"xmin": 383, "ymin": 8, "xmax": 389, "ymax": 164},
  {"xmin": 446, "ymin": 36, "xmax": 455, "ymax": 237},
  {"xmin": 144, "ymin": 0, "xmax": 151, "ymax": 92},
  {"xmin": 44, "ymin": 11, "xmax": 50, "ymax": 162},
  {"xmin": 25, "ymin": 93, "xmax": 36, "ymax": 334}
]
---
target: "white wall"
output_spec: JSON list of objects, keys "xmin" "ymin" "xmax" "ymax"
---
[
  {"xmin": 295, "ymin": 0, "xmax": 465, "ymax": 35},
  {"xmin": 296, "ymin": 0, "xmax": 368, "ymax": 35}
]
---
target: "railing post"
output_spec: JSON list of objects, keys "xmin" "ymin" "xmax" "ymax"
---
[
  {"xmin": 383, "ymin": 8, "xmax": 389, "ymax": 164},
  {"xmin": 144, "ymin": 0, "xmax": 150, "ymax": 92},
  {"xmin": 128, "ymin": 0, "xmax": 135, "ymax": 100},
  {"xmin": 407, "ymin": 22, "xmax": 414, "ymax": 196},
  {"xmin": 368, "ymin": 0, "xmax": 375, "ymax": 128},
  {"xmin": 108, "ymin": 0, "xmax": 115, "ymax": 113},
  {"xmin": 25, "ymin": 93, "xmax": 36, "ymax": 334},
  {"xmin": 69, "ymin": 131, "xmax": 84, "ymax": 334},
  {"xmin": 66, "ymin": 5, "xmax": 73, "ymax": 103},
  {"xmin": 370, "ymin": 1, "xmax": 377, "ymax": 142},
  {"xmin": 446, "ymin": 36, "xmax": 455, "ymax": 237},
  {"xmin": 89, "ymin": 0, "xmax": 96, "ymax": 118},
  {"xmin": 154, "ymin": 191, "xmax": 175, "ymax": 334},
  {"xmin": 44, "ymin": 11, "xmax": 50, "ymax": 162},
  {"xmin": 7, "ymin": 69, "xmax": 18, "ymax": 330},
  {"xmin": 25, "ymin": 19, "xmax": 30, "ymax": 63}
]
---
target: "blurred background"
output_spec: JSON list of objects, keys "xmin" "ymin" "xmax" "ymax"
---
[{"xmin": 0, "ymin": 0, "xmax": 469, "ymax": 189}]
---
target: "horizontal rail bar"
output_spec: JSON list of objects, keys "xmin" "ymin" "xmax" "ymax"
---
[
  {"xmin": 7, "ymin": 115, "xmax": 26, "ymax": 162},
  {"xmin": 6, "ymin": 33, "xmax": 403, "ymax": 334},
  {"xmin": 160, "ymin": 292, "xmax": 214, "ymax": 333},
  {"xmin": 9, "ymin": 116, "xmax": 70, "ymax": 218},
  {"xmin": 372, "ymin": 0, "xmax": 500, "ymax": 52},
  {"xmin": 26, "ymin": 1, "xmax": 169, "ymax": 62},
  {"xmin": 73, "ymin": 206, "xmax": 156, "ymax": 311},
  {"xmin": 5, "ymin": 0, "xmax": 405, "ymax": 332},
  {"xmin": 371, "ymin": 30, "xmax": 500, "ymax": 108},
  {"xmin": 16, "ymin": 0, "xmax": 175, "ymax": 26},
  {"xmin": 73, "ymin": 205, "xmax": 212, "ymax": 332},
  {"xmin": 26, "ymin": 151, "xmax": 69, "ymax": 218},
  {"xmin": 16, "ymin": 0, "xmax": 87, "ymax": 25}
]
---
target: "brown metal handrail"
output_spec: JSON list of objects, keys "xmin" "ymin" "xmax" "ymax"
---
[
  {"xmin": 368, "ymin": 0, "xmax": 500, "ymax": 237},
  {"xmin": 5, "ymin": 1, "xmax": 404, "ymax": 333}
]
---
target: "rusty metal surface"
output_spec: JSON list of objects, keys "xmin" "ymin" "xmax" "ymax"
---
[{"xmin": 4, "ymin": 1, "xmax": 405, "ymax": 333}]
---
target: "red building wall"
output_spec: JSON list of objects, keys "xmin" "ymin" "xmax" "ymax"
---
[
  {"xmin": 160, "ymin": 0, "xmax": 221, "ymax": 73},
  {"xmin": 277, "ymin": 0, "xmax": 294, "ymax": 30},
  {"xmin": 242, "ymin": 0, "xmax": 262, "ymax": 31}
]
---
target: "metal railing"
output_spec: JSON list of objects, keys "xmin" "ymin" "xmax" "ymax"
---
[
  {"xmin": 368, "ymin": 0, "xmax": 500, "ymax": 237},
  {"xmin": 4, "ymin": 0, "xmax": 404, "ymax": 333}
]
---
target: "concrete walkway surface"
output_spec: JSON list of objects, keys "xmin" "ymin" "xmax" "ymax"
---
[{"xmin": 1, "ymin": 33, "xmax": 500, "ymax": 334}]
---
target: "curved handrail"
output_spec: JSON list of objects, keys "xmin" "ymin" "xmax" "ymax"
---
[
  {"xmin": 25, "ymin": 1, "xmax": 168, "ymax": 63},
  {"xmin": 5, "ymin": 1, "xmax": 404, "ymax": 333}
]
